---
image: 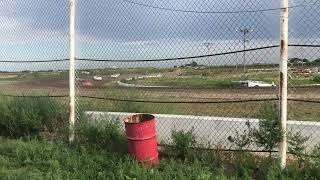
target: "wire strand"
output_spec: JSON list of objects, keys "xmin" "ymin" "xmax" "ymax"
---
[
  {"xmin": 77, "ymin": 45, "xmax": 279, "ymax": 62},
  {"xmin": 79, "ymin": 96, "xmax": 320, "ymax": 104},
  {"xmin": 0, "ymin": 94, "xmax": 319, "ymax": 104},
  {"xmin": 0, "ymin": 94, "xmax": 68, "ymax": 98},
  {"xmin": 76, "ymin": 44, "xmax": 320, "ymax": 62},
  {"xmin": 123, "ymin": 0, "xmax": 318, "ymax": 14},
  {"xmin": 0, "ymin": 44, "xmax": 318, "ymax": 63},
  {"xmin": 0, "ymin": 59, "xmax": 69, "ymax": 63}
]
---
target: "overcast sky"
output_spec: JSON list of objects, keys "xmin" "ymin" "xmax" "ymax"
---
[{"xmin": 0, "ymin": 0, "xmax": 319, "ymax": 71}]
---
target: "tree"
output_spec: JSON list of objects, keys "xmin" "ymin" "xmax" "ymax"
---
[
  {"xmin": 185, "ymin": 61, "xmax": 198, "ymax": 67},
  {"xmin": 313, "ymin": 58, "xmax": 320, "ymax": 64},
  {"xmin": 289, "ymin": 58, "xmax": 309, "ymax": 64},
  {"xmin": 289, "ymin": 58, "xmax": 300, "ymax": 64},
  {"xmin": 190, "ymin": 61, "xmax": 198, "ymax": 67}
]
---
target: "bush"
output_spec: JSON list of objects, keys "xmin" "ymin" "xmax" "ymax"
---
[
  {"xmin": 228, "ymin": 103, "xmax": 309, "ymax": 158},
  {"xmin": 313, "ymin": 76, "xmax": 320, "ymax": 83},
  {"xmin": 75, "ymin": 115, "xmax": 127, "ymax": 154},
  {"xmin": 171, "ymin": 128, "xmax": 195, "ymax": 160},
  {"xmin": 229, "ymin": 121, "xmax": 252, "ymax": 151},
  {"xmin": 288, "ymin": 131, "xmax": 309, "ymax": 157},
  {"xmin": 0, "ymin": 97, "xmax": 64, "ymax": 138},
  {"xmin": 251, "ymin": 104, "xmax": 281, "ymax": 156}
]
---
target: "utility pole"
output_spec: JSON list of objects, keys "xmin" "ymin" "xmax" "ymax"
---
[
  {"xmin": 279, "ymin": 0, "xmax": 289, "ymax": 170},
  {"xmin": 204, "ymin": 42, "xmax": 213, "ymax": 63},
  {"xmin": 69, "ymin": 0, "xmax": 76, "ymax": 142},
  {"xmin": 237, "ymin": 28, "xmax": 253, "ymax": 78}
]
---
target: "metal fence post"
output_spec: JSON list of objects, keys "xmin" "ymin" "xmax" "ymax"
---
[
  {"xmin": 69, "ymin": 0, "xmax": 76, "ymax": 142},
  {"xmin": 279, "ymin": 0, "xmax": 289, "ymax": 169}
]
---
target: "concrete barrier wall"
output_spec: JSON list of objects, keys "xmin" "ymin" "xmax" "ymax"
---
[
  {"xmin": 117, "ymin": 80, "xmax": 169, "ymax": 88},
  {"xmin": 86, "ymin": 111, "xmax": 320, "ymax": 152}
]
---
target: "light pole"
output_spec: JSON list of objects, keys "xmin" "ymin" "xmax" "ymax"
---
[
  {"xmin": 237, "ymin": 28, "xmax": 253, "ymax": 78},
  {"xmin": 204, "ymin": 42, "xmax": 214, "ymax": 70},
  {"xmin": 204, "ymin": 42, "xmax": 213, "ymax": 63}
]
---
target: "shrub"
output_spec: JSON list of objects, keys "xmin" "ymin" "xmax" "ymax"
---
[
  {"xmin": 229, "ymin": 121, "xmax": 252, "ymax": 151},
  {"xmin": 313, "ymin": 76, "xmax": 320, "ymax": 83},
  {"xmin": 251, "ymin": 104, "xmax": 281, "ymax": 156},
  {"xmin": 307, "ymin": 144, "xmax": 320, "ymax": 178},
  {"xmin": 0, "ymin": 97, "xmax": 64, "ymax": 138},
  {"xmin": 171, "ymin": 128, "xmax": 195, "ymax": 160},
  {"xmin": 75, "ymin": 115, "xmax": 127, "ymax": 154},
  {"xmin": 228, "ymin": 103, "xmax": 309, "ymax": 158},
  {"xmin": 252, "ymin": 104, "xmax": 309, "ymax": 157},
  {"xmin": 287, "ymin": 131, "xmax": 309, "ymax": 158}
]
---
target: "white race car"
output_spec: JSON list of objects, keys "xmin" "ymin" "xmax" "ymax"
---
[
  {"xmin": 93, "ymin": 76, "xmax": 103, "ymax": 81},
  {"xmin": 247, "ymin": 81, "xmax": 275, "ymax": 87},
  {"xmin": 237, "ymin": 80, "xmax": 276, "ymax": 88}
]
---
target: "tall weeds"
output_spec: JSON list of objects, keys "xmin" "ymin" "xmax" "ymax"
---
[{"xmin": 0, "ymin": 97, "xmax": 65, "ymax": 138}]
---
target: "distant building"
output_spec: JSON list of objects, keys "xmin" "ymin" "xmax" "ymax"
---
[
  {"xmin": 111, "ymin": 74, "xmax": 120, "ymax": 78},
  {"xmin": 81, "ymin": 71, "xmax": 90, "ymax": 75}
]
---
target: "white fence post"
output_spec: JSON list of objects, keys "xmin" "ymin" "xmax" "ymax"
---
[
  {"xmin": 69, "ymin": 0, "xmax": 76, "ymax": 142},
  {"xmin": 279, "ymin": 0, "xmax": 289, "ymax": 169}
]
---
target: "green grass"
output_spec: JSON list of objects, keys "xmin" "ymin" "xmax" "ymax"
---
[
  {"xmin": 0, "ymin": 138, "xmax": 229, "ymax": 180},
  {"xmin": 0, "ymin": 138, "xmax": 319, "ymax": 180},
  {"xmin": 0, "ymin": 72, "xmax": 68, "ymax": 82},
  {"xmin": 0, "ymin": 96, "xmax": 319, "ymax": 179},
  {"xmin": 121, "ymin": 67, "xmax": 319, "ymax": 88}
]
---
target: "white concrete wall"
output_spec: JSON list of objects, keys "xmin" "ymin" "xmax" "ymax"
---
[{"xmin": 86, "ymin": 111, "xmax": 320, "ymax": 152}]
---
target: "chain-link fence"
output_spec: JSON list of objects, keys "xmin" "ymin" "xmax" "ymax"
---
[
  {"xmin": 0, "ymin": 0, "xmax": 69, "ymax": 117},
  {"xmin": 75, "ymin": 0, "xmax": 320, "ymax": 154},
  {"xmin": 287, "ymin": 0, "xmax": 320, "ymax": 153},
  {"xmin": 0, "ymin": 0, "xmax": 320, "ymax": 161}
]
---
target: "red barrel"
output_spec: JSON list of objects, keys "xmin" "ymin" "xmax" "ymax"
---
[{"xmin": 123, "ymin": 114, "xmax": 158, "ymax": 166}]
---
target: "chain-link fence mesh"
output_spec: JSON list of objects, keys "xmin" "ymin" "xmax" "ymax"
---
[
  {"xmin": 75, "ymin": 0, "xmax": 320, "ymax": 153},
  {"xmin": 287, "ymin": 0, "xmax": 320, "ymax": 151},
  {"xmin": 0, "ymin": 1, "xmax": 69, "ymax": 120},
  {"xmin": 0, "ymin": 0, "xmax": 319, "ymax": 154}
]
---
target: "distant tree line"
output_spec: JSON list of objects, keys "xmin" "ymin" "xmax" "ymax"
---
[
  {"xmin": 289, "ymin": 57, "xmax": 320, "ymax": 65},
  {"xmin": 179, "ymin": 61, "xmax": 199, "ymax": 68}
]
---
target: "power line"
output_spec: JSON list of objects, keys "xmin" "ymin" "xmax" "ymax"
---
[{"xmin": 123, "ymin": 0, "xmax": 317, "ymax": 14}]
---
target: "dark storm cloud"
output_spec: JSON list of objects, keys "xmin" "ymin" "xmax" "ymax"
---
[
  {"xmin": 76, "ymin": 0, "xmax": 281, "ymax": 41},
  {"xmin": 0, "ymin": 0, "xmax": 318, "ymax": 42}
]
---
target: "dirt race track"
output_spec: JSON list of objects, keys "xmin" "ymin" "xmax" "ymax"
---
[
  {"xmin": 0, "ymin": 78, "xmax": 319, "ymax": 102},
  {"xmin": 0, "ymin": 77, "xmax": 319, "ymax": 121}
]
